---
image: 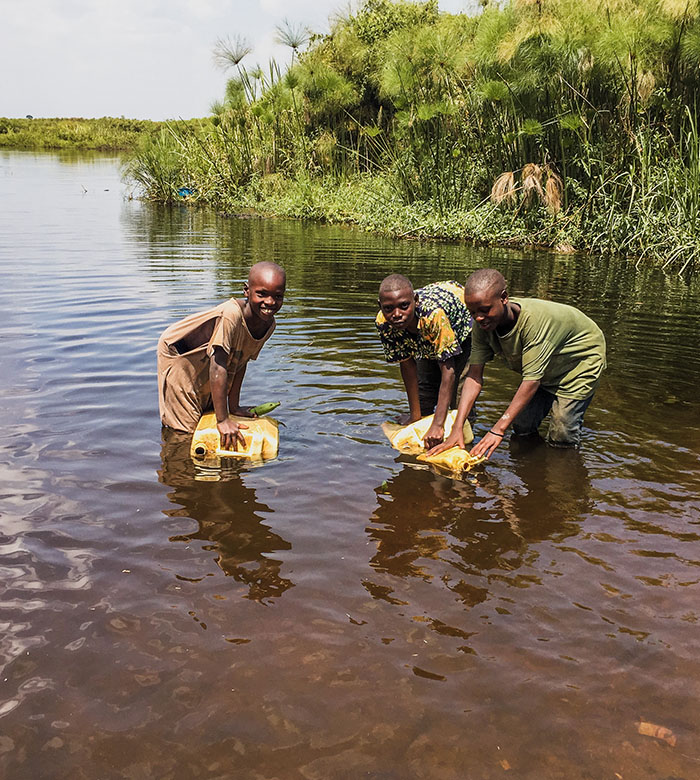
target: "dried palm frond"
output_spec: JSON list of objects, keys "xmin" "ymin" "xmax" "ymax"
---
[
  {"xmin": 521, "ymin": 163, "xmax": 544, "ymax": 208},
  {"xmin": 491, "ymin": 171, "xmax": 517, "ymax": 206},
  {"xmin": 314, "ymin": 131, "xmax": 337, "ymax": 168},
  {"xmin": 544, "ymin": 166, "xmax": 563, "ymax": 213}
]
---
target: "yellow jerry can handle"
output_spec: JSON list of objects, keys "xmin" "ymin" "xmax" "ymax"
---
[
  {"xmin": 216, "ymin": 427, "xmax": 264, "ymax": 458},
  {"xmin": 190, "ymin": 412, "xmax": 280, "ymax": 462}
]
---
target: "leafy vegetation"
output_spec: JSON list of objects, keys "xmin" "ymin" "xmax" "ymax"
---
[{"xmin": 126, "ymin": 0, "xmax": 700, "ymax": 271}]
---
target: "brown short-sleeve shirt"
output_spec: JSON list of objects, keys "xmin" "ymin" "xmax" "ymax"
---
[{"xmin": 157, "ymin": 298, "xmax": 275, "ymax": 432}]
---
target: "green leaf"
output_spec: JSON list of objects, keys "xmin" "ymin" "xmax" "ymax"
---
[
  {"xmin": 520, "ymin": 118, "xmax": 543, "ymax": 137},
  {"xmin": 417, "ymin": 103, "xmax": 440, "ymax": 121},
  {"xmin": 479, "ymin": 80, "xmax": 510, "ymax": 102},
  {"xmin": 559, "ymin": 114, "xmax": 583, "ymax": 131}
]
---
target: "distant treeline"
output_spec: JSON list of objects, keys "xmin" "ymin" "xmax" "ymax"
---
[
  {"xmin": 124, "ymin": 0, "xmax": 699, "ymax": 270},
  {"xmin": 0, "ymin": 117, "xmax": 197, "ymax": 151}
]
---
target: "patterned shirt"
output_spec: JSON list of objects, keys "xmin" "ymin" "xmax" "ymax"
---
[{"xmin": 376, "ymin": 281, "xmax": 472, "ymax": 363}]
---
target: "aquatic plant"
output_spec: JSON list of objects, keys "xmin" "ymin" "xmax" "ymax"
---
[{"xmin": 123, "ymin": 127, "xmax": 186, "ymax": 202}]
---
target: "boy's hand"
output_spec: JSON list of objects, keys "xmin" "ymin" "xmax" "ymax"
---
[
  {"xmin": 422, "ymin": 422, "xmax": 444, "ymax": 451},
  {"xmin": 426, "ymin": 428, "xmax": 465, "ymax": 456},
  {"xmin": 470, "ymin": 431, "xmax": 503, "ymax": 460},
  {"xmin": 217, "ymin": 418, "xmax": 248, "ymax": 451},
  {"xmin": 396, "ymin": 412, "xmax": 422, "ymax": 425},
  {"xmin": 230, "ymin": 406, "xmax": 257, "ymax": 418}
]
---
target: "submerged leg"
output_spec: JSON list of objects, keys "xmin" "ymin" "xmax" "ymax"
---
[
  {"xmin": 512, "ymin": 388, "xmax": 555, "ymax": 437},
  {"xmin": 545, "ymin": 395, "xmax": 594, "ymax": 448},
  {"xmin": 416, "ymin": 358, "xmax": 441, "ymax": 417}
]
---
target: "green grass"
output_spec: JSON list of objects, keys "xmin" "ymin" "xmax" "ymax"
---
[
  {"xmin": 126, "ymin": 118, "xmax": 700, "ymax": 271},
  {"xmin": 0, "ymin": 117, "xmax": 198, "ymax": 151}
]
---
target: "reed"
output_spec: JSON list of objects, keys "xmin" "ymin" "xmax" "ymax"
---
[{"xmin": 123, "ymin": 127, "xmax": 187, "ymax": 202}]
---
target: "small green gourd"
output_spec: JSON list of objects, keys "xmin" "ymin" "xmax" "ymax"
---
[{"xmin": 249, "ymin": 402, "xmax": 281, "ymax": 417}]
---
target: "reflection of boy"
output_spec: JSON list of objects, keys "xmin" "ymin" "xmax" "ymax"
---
[
  {"xmin": 429, "ymin": 268, "xmax": 606, "ymax": 459},
  {"xmin": 376, "ymin": 274, "xmax": 472, "ymax": 450},
  {"xmin": 157, "ymin": 262, "xmax": 285, "ymax": 450}
]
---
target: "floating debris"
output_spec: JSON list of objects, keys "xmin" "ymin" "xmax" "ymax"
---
[{"xmin": 636, "ymin": 720, "xmax": 677, "ymax": 746}]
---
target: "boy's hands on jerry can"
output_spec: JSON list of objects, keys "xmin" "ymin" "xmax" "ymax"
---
[
  {"xmin": 422, "ymin": 422, "xmax": 445, "ymax": 451},
  {"xmin": 426, "ymin": 428, "xmax": 465, "ymax": 457},
  {"xmin": 469, "ymin": 431, "xmax": 503, "ymax": 460},
  {"xmin": 217, "ymin": 418, "xmax": 248, "ymax": 451}
]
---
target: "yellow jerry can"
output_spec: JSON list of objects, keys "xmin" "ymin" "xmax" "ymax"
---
[
  {"xmin": 190, "ymin": 412, "xmax": 279, "ymax": 464},
  {"xmin": 381, "ymin": 411, "xmax": 484, "ymax": 474},
  {"xmin": 415, "ymin": 447, "xmax": 485, "ymax": 473}
]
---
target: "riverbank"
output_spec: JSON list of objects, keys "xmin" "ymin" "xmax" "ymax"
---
[
  {"xmin": 202, "ymin": 173, "xmax": 578, "ymax": 250},
  {"xmin": 124, "ymin": 0, "xmax": 700, "ymax": 272},
  {"xmin": 156, "ymin": 168, "xmax": 698, "ymax": 271},
  {"xmin": 0, "ymin": 117, "xmax": 190, "ymax": 151}
]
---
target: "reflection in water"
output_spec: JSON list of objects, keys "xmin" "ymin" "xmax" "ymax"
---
[
  {"xmin": 2, "ymin": 152, "xmax": 700, "ymax": 779},
  {"xmin": 366, "ymin": 441, "xmax": 591, "ymax": 611},
  {"xmin": 501, "ymin": 434, "xmax": 593, "ymax": 537},
  {"xmin": 158, "ymin": 429, "xmax": 293, "ymax": 602}
]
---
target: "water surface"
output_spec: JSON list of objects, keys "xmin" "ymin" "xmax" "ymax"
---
[{"xmin": 1, "ymin": 150, "xmax": 699, "ymax": 779}]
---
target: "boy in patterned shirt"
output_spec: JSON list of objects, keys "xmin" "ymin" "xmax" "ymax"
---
[{"xmin": 376, "ymin": 274, "xmax": 472, "ymax": 450}]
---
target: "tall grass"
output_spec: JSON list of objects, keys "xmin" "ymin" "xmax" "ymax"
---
[{"xmin": 126, "ymin": 0, "xmax": 700, "ymax": 271}]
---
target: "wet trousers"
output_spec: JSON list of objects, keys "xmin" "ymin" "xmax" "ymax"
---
[
  {"xmin": 415, "ymin": 337, "xmax": 472, "ymax": 417},
  {"xmin": 512, "ymin": 387, "xmax": 595, "ymax": 448}
]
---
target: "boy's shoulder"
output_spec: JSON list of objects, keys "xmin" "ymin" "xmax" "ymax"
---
[
  {"xmin": 417, "ymin": 281, "xmax": 466, "ymax": 311},
  {"xmin": 514, "ymin": 298, "xmax": 601, "ymax": 345},
  {"xmin": 217, "ymin": 297, "xmax": 245, "ymax": 320},
  {"xmin": 419, "ymin": 280, "xmax": 464, "ymax": 297},
  {"xmin": 516, "ymin": 297, "xmax": 590, "ymax": 324}
]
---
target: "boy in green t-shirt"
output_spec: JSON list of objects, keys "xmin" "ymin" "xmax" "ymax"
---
[{"xmin": 427, "ymin": 269, "xmax": 606, "ymax": 458}]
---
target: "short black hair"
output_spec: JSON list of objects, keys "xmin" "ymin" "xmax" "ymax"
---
[
  {"xmin": 464, "ymin": 268, "xmax": 506, "ymax": 297},
  {"xmin": 378, "ymin": 273, "xmax": 413, "ymax": 297},
  {"xmin": 248, "ymin": 261, "xmax": 286, "ymax": 286}
]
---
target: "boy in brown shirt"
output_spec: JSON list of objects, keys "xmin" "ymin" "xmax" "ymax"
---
[{"xmin": 157, "ymin": 262, "xmax": 286, "ymax": 449}]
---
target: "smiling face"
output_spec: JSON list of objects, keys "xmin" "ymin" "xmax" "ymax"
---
[
  {"xmin": 464, "ymin": 285, "xmax": 509, "ymax": 331},
  {"xmin": 244, "ymin": 263, "xmax": 286, "ymax": 325},
  {"xmin": 378, "ymin": 286, "xmax": 419, "ymax": 331}
]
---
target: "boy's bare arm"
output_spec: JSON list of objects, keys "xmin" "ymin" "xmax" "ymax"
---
[
  {"xmin": 427, "ymin": 363, "xmax": 484, "ymax": 454},
  {"xmin": 471, "ymin": 379, "xmax": 540, "ymax": 459},
  {"xmin": 398, "ymin": 358, "xmax": 422, "ymax": 424},
  {"xmin": 227, "ymin": 364, "xmax": 254, "ymax": 416},
  {"xmin": 422, "ymin": 359, "xmax": 456, "ymax": 449},
  {"xmin": 210, "ymin": 347, "xmax": 247, "ymax": 450}
]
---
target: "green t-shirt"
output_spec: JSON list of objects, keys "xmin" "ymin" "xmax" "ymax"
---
[{"xmin": 469, "ymin": 298, "xmax": 606, "ymax": 399}]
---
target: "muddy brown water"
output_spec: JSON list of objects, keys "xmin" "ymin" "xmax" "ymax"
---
[{"xmin": 1, "ymin": 150, "xmax": 699, "ymax": 779}]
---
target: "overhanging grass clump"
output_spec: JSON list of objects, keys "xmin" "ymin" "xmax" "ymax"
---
[{"xmin": 125, "ymin": 0, "xmax": 700, "ymax": 271}]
